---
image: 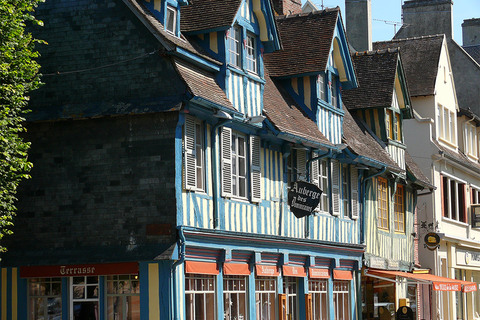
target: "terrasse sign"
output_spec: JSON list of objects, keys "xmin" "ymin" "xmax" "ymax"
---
[{"xmin": 287, "ymin": 181, "xmax": 322, "ymax": 218}]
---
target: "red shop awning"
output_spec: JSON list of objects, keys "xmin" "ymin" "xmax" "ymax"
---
[{"xmin": 365, "ymin": 268, "xmax": 477, "ymax": 293}]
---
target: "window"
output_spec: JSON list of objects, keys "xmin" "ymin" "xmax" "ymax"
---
[
  {"xmin": 184, "ymin": 116, "xmax": 205, "ymax": 191},
  {"xmin": 246, "ymin": 34, "xmax": 257, "ymax": 73},
  {"xmin": 437, "ymin": 104, "xmax": 456, "ymax": 145},
  {"xmin": 316, "ymin": 159, "xmax": 329, "ymax": 213},
  {"xmin": 330, "ymin": 77, "xmax": 338, "ymax": 108},
  {"xmin": 71, "ymin": 276, "xmax": 99, "ymax": 319},
  {"xmin": 318, "ymin": 74, "xmax": 326, "ymax": 102},
  {"xmin": 166, "ymin": 5, "xmax": 177, "ymax": 34},
  {"xmin": 394, "ymin": 113, "xmax": 401, "ymax": 142},
  {"xmin": 394, "ymin": 185, "xmax": 405, "ymax": 233},
  {"xmin": 232, "ymin": 132, "xmax": 247, "ymax": 198},
  {"xmin": 333, "ymin": 281, "xmax": 350, "ymax": 320},
  {"xmin": 472, "ymin": 187, "xmax": 480, "ymax": 205},
  {"xmin": 221, "ymin": 128, "xmax": 261, "ymax": 201},
  {"xmin": 255, "ymin": 277, "xmax": 276, "ymax": 320},
  {"xmin": 342, "ymin": 164, "xmax": 350, "ymax": 217},
  {"xmin": 224, "ymin": 275, "xmax": 248, "ymax": 320},
  {"xmin": 442, "ymin": 175, "xmax": 466, "ymax": 223},
  {"xmin": 186, "ymin": 274, "xmax": 216, "ymax": 319},
  {"xmin": 228, "ymin": 26, "xmax": 241, "ymax": 68},
  {"xmin": 465, "ymin": 122, "xmax": 478, "ymax": 158},
  {"xmin": 106, "ymin": 275, "xmax": 140, "ymax": 320},
  {"xmin": 309, "ymin": 280, "xmax": 328, "ymax": 319},
  {"xmin": 28, "ymin": 278, "xmax": 62, "ymax": 320},
  {"xmin": 377, "ymin": 177, "xmax": 389, "ymax": 230},
  {"xmin": 386, "ymin": 110, "xmax": 393, "ymax": 140},
  {"xmin": 283, "ymin": 277, "xmax": 298, "ymax": 320}
]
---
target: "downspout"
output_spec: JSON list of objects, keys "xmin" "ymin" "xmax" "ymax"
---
[
  {"xmin": 171, "ymin": 226, "xmax": 186, "ymax": 320},
  {"xmin": 304, "ymin": 149, "xmax": 333, "ymax": 238},
  {"xmin": 360, "ymin": 166, "xmax": 387, "ymax": 245},
  {"xmin": 212, "ymin": 119, "xmax": 233, "ymax": 229}
]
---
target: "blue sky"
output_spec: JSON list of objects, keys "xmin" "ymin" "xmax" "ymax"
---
[{"xmin": 303, "ymin": 0, "xmax": 480, "ymax": 44}]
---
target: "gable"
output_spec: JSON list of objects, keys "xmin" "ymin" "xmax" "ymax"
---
[
  {"xmin": 264, "ymin": 8, "xmax": 357, "ymax": 89},
  {"xmin": 181, "ymin": 0, "xmax": 280, "ymax": 51}
]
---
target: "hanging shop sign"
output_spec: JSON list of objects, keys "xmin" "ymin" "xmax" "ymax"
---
[
  {"xmin": 287, "ymin": 181, "xmax": 322, "ymax": 218},
  {"xmin": 396, "ymin": 306, "xmax": 414, "ymax": 320},
  {"xmin": 424, "ymin": 232, "xmax": 441, "ymax": 251}
]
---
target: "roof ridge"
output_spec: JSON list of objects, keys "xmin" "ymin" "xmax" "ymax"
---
[
  {"xmin": 276, "ymin": 6, "xmax": 339, "ymax": 20},
  {"xmin": 354, "ymin": 47, "xmax": 400, "ymax": 56},
  {"xmin": 374, "ymin": 34, "xmax": 445, "ymax": 44}
]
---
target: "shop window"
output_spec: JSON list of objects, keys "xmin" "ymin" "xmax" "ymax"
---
[
  {"xmin": 106, "ymin": 275, "xmax": 140, "ymax": 320},
  {"xmin": 185, "ymin": 274, "xmax": 216, "ymax": 319},
  {"xmin": 255, "ymin": 277, "xmax": 276, "ymax": 320},
  {"xmin": 377, "ymin": 177, "xmax": 389, "ymax": 230},
  {"xmin": 283, "ymin": 277, "xmax": 298, "ymax": 320},
  {"xmin": 224, "ymin": 275, "xmax": 248, "ymax": 320},
  {"xmin": 441, "ymin": 175, "xmax": 466, "ymax": 223},
  {"xmin": 455, "ymin": 269, "xmax": 465, "ymax": 320},
  {"xmin": 28, "ymin": 278, "xmax": 62, "ymax": 320},
  {"xmin": 309, "ymin": 279, "xmax": 328, "ymax": 319},
  {"xmin": 71, "ymin": 276, "xmax": 99, "ymax": 319},
  {"xmin": 394, "ymin": 185, "xmax": 405, "ymax": 233},
  {"xmin": 333, "ymin": 281, "xmax": 350, "ymax": 320}
]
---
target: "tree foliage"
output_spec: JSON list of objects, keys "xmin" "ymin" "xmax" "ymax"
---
[{"xmin": 0, "ymin": 0, "xmax": 43, "ymax": 251}]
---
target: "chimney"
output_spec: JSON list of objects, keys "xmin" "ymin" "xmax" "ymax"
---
[
  {"xmin": 345, "ymin": 0, "xmax": 372, "ymax": 52},
  {"xmin": 462, "ymin": 18, "xmax": 480, "ymax": 46},
  {"xmin": 271, "ymin": 0, "xmax": 302, "ymax": 16},
  {"xmin": 399, "ymin": 0, "xmax": 453, "ymax": 39}
]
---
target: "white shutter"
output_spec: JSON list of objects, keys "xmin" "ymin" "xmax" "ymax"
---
[
  {"xmin": 331, "ymin": 160, "xmax": 340, "ymax": 216},
  {"xmin": 183, "ymin": 115, "xmax": 196, "ymax": 190},
  {"xmin": 311, "ymin": 154, "xmax": 319, "ymax": 186},
  {"xmin": 350, "ymin": 167, "xmax": 359, "ymax": 219},
  {"xmin": 221, "ymin": 127, "xmax": 232, "ymax": 197},
  {"xmin": 311, "ymin": 154, "xmax": 320, "ymax": 212},
  {"xmin": 250, "ymin": 136, "xmax": 261, "ymax": 203},
  {"xmin": 296, "ymin": 150, "xmax": 307, "ymax": 181}
]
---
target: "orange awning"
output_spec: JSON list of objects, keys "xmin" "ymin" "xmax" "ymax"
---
[
  {"xmin": 256, "ymin": 265, "xmax": 280, "ymax": 277},
  {"xmin": 365, "ymin": 268, "xmax": 477, "ymax": 293},
  {"xmin": 185, "ymin": 261, "xmax": 219, "ymax": 275},
  {"xmin": 282, "ymin": 265, "xmax": 307, "ymax": 277},
  {"xmin": 333, "ymin": 269, "xmax": 353, "ymax": 280},
  {"xmin": 224, "ymin": 263, "xmax": 250, "ymax": 275}
]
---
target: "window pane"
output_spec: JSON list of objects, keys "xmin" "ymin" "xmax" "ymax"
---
[{"xmin": 246, "ymin": 34, "xmax": 257, "ymax": 73}]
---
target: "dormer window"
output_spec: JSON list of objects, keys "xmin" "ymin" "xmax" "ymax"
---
[
  {"xmin": 318, "ymin": 74, "xmax": 326, "ymax": 101},
  {"xmin": 246, "ymin": 33, "xmax": 257, "ymax": 73},
  {"xmin": 228, "ymin": 26, "xmax": 242, "ymax": 68},
  {"xmin": 166, "ymin": 5, "xmax": 177, "ymax": 35},
  {"xmin": 330, "ymin": 77, "xmax": 338, "ymax": 108}
]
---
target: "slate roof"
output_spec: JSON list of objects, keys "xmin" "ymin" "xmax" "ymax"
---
[
  {"xmin": 373, "ymin": 35, "xmax": 444, "ymax": 97},
  {"xmin": 181, "ymin": 0, "xmax": 242, "ymax": 33},
  {"xmin": 433, "ymin": 140, "xmax": 480, "ymax": 176},
  {"xmin": 263, "ymin": 8, "xmax": 339, "ymax": 77},
  {"xmin": 263, "ymin": 70, "xmax": 334, "ymax": 147},
  {"xmin": 174, "ymin": 60, "xmax": 236, "ymax": 111},
  {"xmin": 122, "ymin": 0, "xmax": 220, "ymax": 65},
  {"xmin": 463, "ymin": 45, "xmax": 480, "ymax": 65},
  {"xmin": 405, "ymin": 151, "xmax": 433, "ymax": 189},
  {"xmin": 342, "ymin": 106, "xmax": 403, "ymax": 173},
  {"xmin": 342, "ymin": 49, "xmax": 399, "ymax": 110}
]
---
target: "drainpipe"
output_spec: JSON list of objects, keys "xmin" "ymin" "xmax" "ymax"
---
[
  {"xmin": 304, "ymin": 149, "xmax": 333, "ymax": 238},
  {"xmin": 360, "ymin": 166, "xmax": 387, "ymax": 244},
  {"xmin": 171, "ymin": 226, "xmax": 186, "ymax": 320},
  {"xmin": 212, "ymin": 119, "xmax": 233, "ymax": 228}
]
